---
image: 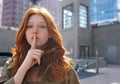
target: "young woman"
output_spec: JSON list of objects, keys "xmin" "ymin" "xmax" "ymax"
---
[{"xmin": 0, "ymin": 6, "xmax": 80, "ymax": 84}]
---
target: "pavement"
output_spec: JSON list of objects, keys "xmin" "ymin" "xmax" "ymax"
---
[
  {"xmin": 0, "ymin": 64, "xmax": 120, "ymax": 84},
  {"xmin": 78, "ymin": 64, "xmax": 120, "ymax": 84}
]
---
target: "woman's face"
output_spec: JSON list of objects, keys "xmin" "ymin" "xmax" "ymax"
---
[{"xmin": 25, "ymin": 14, "xmax": 50, "ymax": 48}]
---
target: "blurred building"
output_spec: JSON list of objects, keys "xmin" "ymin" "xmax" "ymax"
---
[
  {"xmin": 60, "ymin": 0, "xmax": 120, "ymax": 65},
  {"xmin": 60, "ymin": 0, "xmax": 91, "ymax": 59},
  {"xmin": 2, "ymin": 0, "xmax": 61, "ymax": 28},
  {"xmin": 38, "ymin": 0, "xmax": 61, "ymax": 27},
  {"xmin": 0, "ymin": 0, "xmax": 3, "ymax": 26},
  {"xmin": 2, "ymin": 0, "xmax": 32, "ymax": 28},
  {"xmin": 93, "ymin": 23, "xmax": 120, "ymax": 64},
  {"xmin": 90, "ymin": 0, "xmax": 120, "ymax": 26}
]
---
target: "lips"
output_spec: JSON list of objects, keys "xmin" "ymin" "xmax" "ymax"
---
[{"xmin": 31, "ymin": 36, "xmax": 39, "ymax": 39}]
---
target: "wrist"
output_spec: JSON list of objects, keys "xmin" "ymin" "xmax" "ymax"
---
[{"xmin": 14, "ymin": 66, "xmax": 28, "ymax": 84}]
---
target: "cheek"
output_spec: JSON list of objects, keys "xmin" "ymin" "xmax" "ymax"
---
[
  {"xmin": 38, "ymin": 33, "xmax": 49, "ymax": 44},
  {"xmin": 44, "ymin": 36, "xmax": 49, "ymax": 42},
  {"xmin": 41, "ymin": 34, "xmax": 49, "ymax": 43}
]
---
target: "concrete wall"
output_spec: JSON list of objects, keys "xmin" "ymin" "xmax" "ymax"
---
[
  {"xmin": 93, "ymin": 24, "xmax": 120, "ymax": 64},
  {"xmin": 60, "ymin": 0, "xmax": 91, "ymax": 59},
  {"xmin": 0, "ymin": 29, "xmax": 16, "ymax": 53},
  {"xmin": 77, "ymin": 0, "xmax": 92, "ymax": 57},
  {"xmin": 78, "ymin": 28, "xmax": 93, "ymax": 56},
  {"xmin": 60, "ymin": 0, "xmax": 79, "ymax": 58},
  {"xmin": 60, "ymin": 27, "xmax": 78, "ymax": 58}
]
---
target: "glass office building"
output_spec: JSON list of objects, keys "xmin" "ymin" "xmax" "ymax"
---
[
  {"xmin": 2, "ymin": 0, "xmax": 32, "ymax": 28},
  {"xmin": 62, "ymin": 3, "xmax": 88, "ymax": 29},
  {"xmin": 90, "ymin": 0, "xmax": 120, "ymax": 26}
]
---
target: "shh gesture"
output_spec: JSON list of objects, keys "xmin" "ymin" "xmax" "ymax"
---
[{"xmin": 21, "ymin": 36, "xmax": 43, "ymax": 70}]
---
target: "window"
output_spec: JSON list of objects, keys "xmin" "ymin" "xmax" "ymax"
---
[
  {"xmin": 62, "ymin": 4, "xmax": 74, "ymax": 29},
  {"xmin": 79, "ymin": 46, "xmax": 89, "ymax": 58},
  {"xmin": 117, "ymin": 0, "xmax": 120, "ymax": 22},
  {"xmin": 91, "ymin": 0, "xmax": 118, "ymax": 26},
  {"xmin": 79, "ymin": 4, "xmax": 88, "ymax": 28}
]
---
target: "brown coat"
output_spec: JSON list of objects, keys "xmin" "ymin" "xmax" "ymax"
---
[{"xmin": 0, "ymin": 61, "xmax": 80, "ymax": 84}]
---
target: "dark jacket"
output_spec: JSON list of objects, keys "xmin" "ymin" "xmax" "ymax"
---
[{"xmin": 0, "ymin": 61, "xmax": 80, "ymax": 84}]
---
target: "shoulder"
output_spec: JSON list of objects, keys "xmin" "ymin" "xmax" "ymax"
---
[
  {"xmin": 64, "ymin": 57, "xmax": 81, "ymax": 84},
  {"xmin": 64, "ymin": 57, "xmax": 77, "ymax": 76},
  {"xmin": 64, "ymin": 56, "xmax": 77, "ymax": 69},
  {"xmin": 67, "ymin": 65, "xmax": 81, "ymax": 84}
]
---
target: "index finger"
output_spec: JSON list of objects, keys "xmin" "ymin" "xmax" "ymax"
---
[{"xmin": 31, "ymin": 36, "xmax": 36, "ymax": 49}]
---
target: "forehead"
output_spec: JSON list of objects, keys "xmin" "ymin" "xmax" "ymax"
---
[{"xmin": 28, "ymin": 14, "xmax": 46, "ymax": 23}]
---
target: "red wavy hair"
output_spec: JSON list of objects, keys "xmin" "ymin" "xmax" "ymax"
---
[{"xmin": 10, "ymin": 7, "xmax": 70, "ymax": 81}]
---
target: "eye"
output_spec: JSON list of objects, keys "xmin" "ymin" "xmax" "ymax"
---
[
  {"xmin": 38, "ymin": 25, "xmax": 46, "ymax": 28},
  {"xmin": 27, "ymin": 25, "xmax": 33, "ymax": 28}
]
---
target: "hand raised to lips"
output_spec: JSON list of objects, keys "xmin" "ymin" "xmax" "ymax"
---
[{"xmin": 30, "ymin": 35, "xmax": 41, "ymax": 65}]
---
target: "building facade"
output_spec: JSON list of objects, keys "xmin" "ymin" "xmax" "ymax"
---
[
  {"xmin": 60, "ymin": 0, "xmax": 120, "ymax": 64},
  {"xmin": 2, "ymin": 0, "xmax": 61, "ymax": 28},
  {"xmin": 2, "ymin": 0, "xmax": 32, "ymax": 28},
  {"xmin": 38, "ymin": 0, "xmax": 61, "ymax": 27},
  {"xmin": 0, "ymin": 0, "xmax": 3, "ymax": 26},
  {"xmin": 93, "ymin": 24, "xmax": 120, "ymax": 64},
  {"xmin": 60, "ymin": 0, "xmax": 92, "ymax": 59},
  {"xmin": 90, "ymin": 0, "xmax": 120, "ymax": 26}
]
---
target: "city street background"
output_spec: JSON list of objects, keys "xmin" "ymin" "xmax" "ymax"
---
[{"xmin": 0, "ymin": 0, "xmax": 120, "ymax": 84}]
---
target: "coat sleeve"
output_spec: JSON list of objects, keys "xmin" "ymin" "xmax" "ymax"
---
[
  {"xmin": 68, "ymin": 65, "xmax": 81, "ymax": 84},
  {"xmin": 0, "ymin": 61, "xmax": 15, "ymax": 84}
]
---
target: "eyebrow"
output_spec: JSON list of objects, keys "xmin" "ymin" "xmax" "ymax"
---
[{"xmin": 28, "ymin": 21, "xmax": 45, "ymax": 24}]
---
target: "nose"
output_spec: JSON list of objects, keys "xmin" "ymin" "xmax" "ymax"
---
[
  {"xmin": 32, "ymin": 26, "xmax": 38, "ymax": 35},
  {"xmin": 33, "ymin": 31, "xmax": 38, "ymax": 34}
]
